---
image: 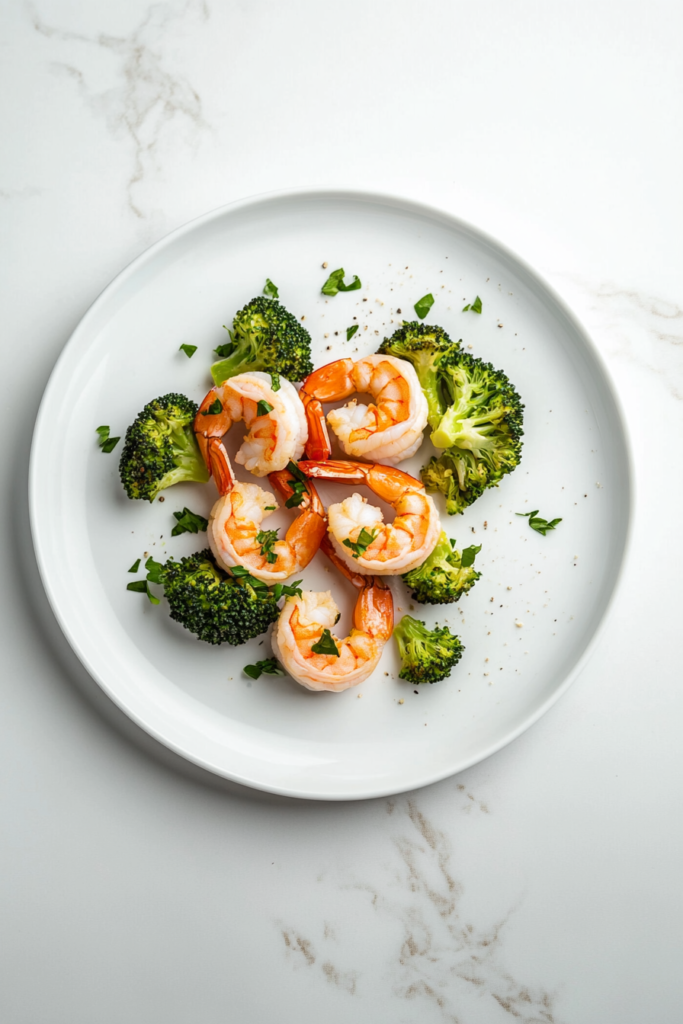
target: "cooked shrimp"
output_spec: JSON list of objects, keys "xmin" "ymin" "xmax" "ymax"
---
[
  {"xmin": 194, "ymin": 372, "xmax": 307, "ymax": 492},
  {"xmin": 208, "ymin": 469, "xmax": 326, "ymax": 583},
  {"xmin": 272, "ymin": 537, "xmax": 394, "ymax": 692},
  {"xmin": 299, "ymin": 459, "xmax": 441, "ymax": 575},
  {"xmin": 300, "ymin": 354, "xmax": 428, "ymax": 465}
]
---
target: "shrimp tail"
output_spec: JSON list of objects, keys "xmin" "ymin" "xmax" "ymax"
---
[
  {"xmin": 300, "ymin": 393, "xmax": 332, "ymax": 460},
  {"xmin": 300, "ymin": 360, "xmax": 356, "ymax": 460},
  {"xmin": 267, "ymin": 471, "xmax": 327, "ymax": 571},
  {"xmin": 300, "ymin": 459, "xmax": 421, "ymax": 505},
  {"xmin": 206, "ymin": 437, "xmax": 235, "ymax": 496},
  {"xmin": 320, "ymin": 534, "xmax": 393, "ymax": 640}
]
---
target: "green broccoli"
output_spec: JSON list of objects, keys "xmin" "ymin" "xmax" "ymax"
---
[
  {"xmin": 377, "ymin": 321, "xmax": 459, "ymax": 430},
  {"xmin": 211, "ymin": 295, "xmax": 314, "ymax": 385},
  {"xmin": 152, "ymin": 550, "xmax": 279, "ymax": 645},
  {"xmin": 393, "ymin": 615, "xmax": 464, "ymax": 684},
  {"xmin": 119, "ymin": 393, "xmax": 209, "ymax": 502},
  {"xmin": 401, "ymin": 532, "xmax": 481, "ymax": 604},
  {"xmin": 423, "ymin": 350, "xmax": 524, "ymax": 515}
]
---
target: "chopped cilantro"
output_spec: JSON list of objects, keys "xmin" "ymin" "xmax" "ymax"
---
[
  {"xmin": 516, "ymin": 510, "xmax": 563, "ymax": 536},
  {"xmin": 179, "ymin": 343, "xmax": 197, "ymax": 358},
  {"xmin": 322, "ymin": 268, "xmax": 362, "ymax": 296},
  {"xmin": 256, "ymin": 528, "xmax": 279, "ymax": 564},
  {"xmin": 462, "ymin": 296, "xmax": 482, "ymax": 313},
  {"xmin": 342, "ymin": 526, "xmax": 377, "ymax": 559},
  {"xmin": 346, "ymin": 324, "xmax": 359, "ymax": 341},
  {"xmin": 244, "ymin": 658, "xmax": 285, "ymax": 680},
  {"xmin": 171, "ymin": 507, "xmax": 208, "ymax": 536},
  {"xmin": 414, "ymin": 293, "xmax": 435, "ymax": 320},
  {"xmin": 311, "ymin": 628, "xmax": 340, "ymax": 657},
  {"xmin": 256, "ymin": 399, "xmax": 274, "ymax": 417}
]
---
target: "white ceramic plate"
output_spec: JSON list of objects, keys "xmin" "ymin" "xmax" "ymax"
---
[{"xmin": 30, "ymin": 189, "xmax": 632, "ymax": 800}]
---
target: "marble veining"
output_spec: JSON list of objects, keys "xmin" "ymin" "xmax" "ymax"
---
[
  {"xmin": 281, "ymin": 793, "xmax": 562, "ymax": 1023},
  {"xmin": 557, "ymin": 275, "xmax": 683, "ymax": 400},
  {"xmin": 28, "ymin": 0, "xmax": 210, "ymax": 217}
]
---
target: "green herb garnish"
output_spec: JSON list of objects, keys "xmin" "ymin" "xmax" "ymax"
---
[
  {"xmin": 256, "ymin": 399, "xmax": 274, "ymax": 417},
  {"xmin": 516, "ymin": 510, "xmax": 562, "ymax": 536},
  {"xmin": 462, "ymin": 296, "xmax": 482, "ymax": 314},
  {"xmin": 311, "ymin": 628, "xmax": 340, "ymax": 657},
  {"xmin": 144, "ymin": 555, "xmax": 166, "ymax": 585},
  {"xmin": 179, "ymin": 343, "xmax": 197, "ymax": 358},
  {"xmin": 342, "ymin": 526, "xmax": 377, "ymax": 559},
  {"xmin": 263, "ymin": 278, "xmax": 279, "ymax": 299},
  {"xmin": 264, "ymin": 505, "xmax": 277, "ymax": 511},
  {"xmin": 284, "ymin": 460, "xmax": 309, "ymax": 508},
  {"xmin": 229, "ymin": 565, "xmax": 270, "ymax": 593},
  {"xmin": 128, "ymin": 558, "xmax": 141, "ymax": 573},
  {"xmin": 214, "ymin": 328, "xmax": 233, "ymax": 358},
  {"xmin": 414, "ymin": 293, "xmax": 435, "ymax": 320},
  {"xmin": 171, "ymin": 507, "xmax": 208, "ymax": 536},
  {"xmin": 202, "ymin": 398, "xmax": 223, "ymax": 416},
  {"xmin": 96, "ymin": 425, "xmax": 120, "ymax": 453},
  {"xmin": 460, "ymin": 543, "xmax": 482, "ymax": 568},
  {"xmin": 127, "ymin": 578, "xmax": 160, "ymax": 604},
  {"xmin": 256, "ymin": 528, "xmax": 279, "ymax": 564},
  {"xmin": 346, "ymin": 324, "xmax": 359, "ymax": 341},
  {"xmin": 321, "ymin": 268, "xmax": 362, "ymax": 296},
  {"xmin": 270, "ymin": 372, "xmax": 281, "ymax": 392},
  {"xmin": 272, "ymin": 579, "xmax": 303, "ymax": 602},
  {"xmin": 244, "ymin": 658, "xmax": 285, "ymax": 680}
]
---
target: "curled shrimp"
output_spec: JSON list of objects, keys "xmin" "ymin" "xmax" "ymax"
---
[
  {"xmin": 300, "ymin": 354, "xmax": 428, "ymax": 465},
  {"xmin": 272, "ymin": 536, "xmax": 394, "ymax": 692},
  {"xmin": 207, "ymin": 468, "xmax": 327, "ymax": 583},
  {"xmin": 299, "ymin": 459, "xmax": 441, "ymax": 576},
  {"xmin": 194, "ymin": 372, "xmax": 307, "ymax": 492}
]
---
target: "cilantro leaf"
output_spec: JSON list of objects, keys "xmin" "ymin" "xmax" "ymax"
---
[
  {"xmin": 311, "ymin": 628, "xmax": 340, "ymax": 657},
  {"xmin": 322, "ymin": 268, "xmax": 362, "ymax": 296},
  {"xmin": 127, "ymin": 578, "xmax": 160, "ymax": 604},
  {"xmin": 229, "ymin": 565, "xmax": 270, "ymax": 593},
  {"xmin": 346, "ymin": 324, "xmax": 359, "ymax": 341},
  {"xmin": 256, "ymin": 528, "xmax": 279, "ymax": 564},
  {"xmin": 263, "ymin": 278, "xmax": 279, "ymax": 299},
  {"xmin": 201, "ymin": 398, "xmax": 223, "ymax": 416},
  {"xmin": 460, "ymin": 543, "xmax": 482, "ymax": 568},
  {"xmin": 516, "ymin": 510, "xmax": 563, "ymax": 536},
  {"xmin": 272, "ymin": 579, "xmax": 303, "ymax": 601},
  {"xmin": 128, "ymin": 558, "xmax": 141, "ymax": 573},
  {"xmin": 179, "ymin": 343, "xmax": 197, "ymax": 358},
  {"xmin": 414, "ymin": 293, "xmax": 435, "ymax": 320},
  {"xmin": 171, "ymin": 507, "xmax": 208, "ymax": 537},
  {"xmin": 462, "ymin": 295, "xmax": 482, "ymax": 313},
  {"xmin": 144, "ymin": 556, "xmax": 166, "ymax": 585},
  {"xmin": 214, "ymin": 327, "xmax": 235, "ymax": 358},
  {"xmin": 96, "ymin": 425, "xmax": 120, "ymax": 453},
  {"xmin": 244, "ymin": 658, "xmax": 286, "ymax": 680},
  {"xmin": 256, "ymin": 399, "xmax": 274, "ymax": 417},
  {"xmin": 284, "ymin": 460, "xmax": 309, "ymax": 508},
  {"xmin": 342, "ymin": 526, "xmax": 377, "ymax": 559}
]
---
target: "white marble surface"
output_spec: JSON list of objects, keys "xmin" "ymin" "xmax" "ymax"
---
[{"xmin": 2, "ymin": 2, "xmax": 682, "ymax": 1021}]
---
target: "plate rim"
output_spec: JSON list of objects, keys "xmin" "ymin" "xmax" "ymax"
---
[{"xmin": 29, "ymin": 185, "xmax": 635, "ymax": 800}]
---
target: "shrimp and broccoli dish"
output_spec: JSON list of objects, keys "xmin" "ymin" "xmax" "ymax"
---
[{"xmin": 107, "ymin": 276, "xmax": 528, "ymax": 693}]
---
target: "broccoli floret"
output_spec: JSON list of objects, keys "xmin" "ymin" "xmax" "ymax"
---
[
  {"xmin": 211, "ymin": 295, "xmax": 314, "ymax": 385},
  {"xmin": 378, "ymin": 321, "xmax": 459, "ymax": 430},
  {"xmin": 422, "ymin": 350, "xmax": 524, "ymax": 514},
  {"xmin": 401, "ymin": 532, "xmax": 481, "ymax": 604},
  {"xmin": 157, "ymin": 549, "xmax": 279, "ymax": 645},
  {"xmin": 393, "ymin": 615, "xmax": 464, "ymax": 684},
  {"xmin": 119, "ymin": 393, "xmax": 209, "ymax": 502}
]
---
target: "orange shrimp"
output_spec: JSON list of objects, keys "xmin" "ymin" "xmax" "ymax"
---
[
  {"xmin": 194, "ymin": 371, "xmax": 307, "ymax": 493},
  {"xmin": 207, "ymin": 468, "xmax": 327, "ymax": 584},
  {"xmin": 272, "ymin": 535, "xmax": 394, "ymax": 692},
  {"xmin": 300, "ymin": 354, "xmax": 428, "ymax": 464},
  {"xmin": 299, "ymin": 459, "xmax": 441, "ymax": 575}
]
